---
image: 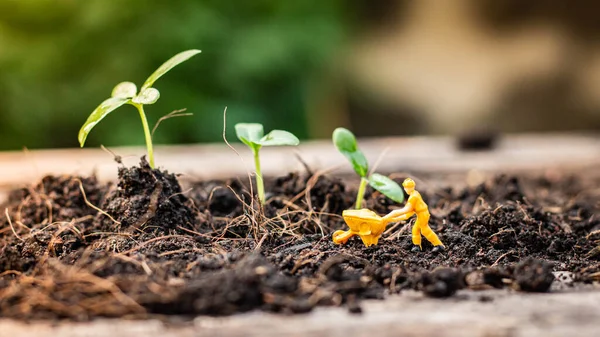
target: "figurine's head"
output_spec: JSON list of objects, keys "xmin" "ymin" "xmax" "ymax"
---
[{"xmin": 402, "ymin": 178, "xmax": 416, "ymax": 193}]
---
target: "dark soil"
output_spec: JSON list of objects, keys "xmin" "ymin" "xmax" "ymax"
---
[{"xmin": 0, "ymin": 158, "xmax": 599, "ymax": 321}]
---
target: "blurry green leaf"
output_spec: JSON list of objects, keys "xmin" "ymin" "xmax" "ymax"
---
[
  {"xmin": 78, "ymin": 97, "xmax": 130, "ymax": 147},
  {"xmin": 235, "ymin": 123, "xmax": 264, "ymax": 151},
  {"xmin": 111, "ymin": 82, "xmax": 137, "ymax": 98},
  {"xmin": 345, "ymin": 151, "xmax": 369, "ymax": 177},
  {"xmin": 141, "ymin": 49, "xmax": 201, "ymax": 90},
  {"xmin": 258, "ymin": 130, "xmax": 299, "ymax": 146},
  {"xmin": 369, "ymin": 173, "xmax": 405, "ymax": 203},
  {"xmin": 332, "ymin": 127, "xmax": 368, "ymax": 177},
  {"xmin": 132, "ymin": 87, "xmax": 160, "ymax": 105},
  {"xmin": 332, "ymin": 127, "xmax": 357, "ymax": 152}
]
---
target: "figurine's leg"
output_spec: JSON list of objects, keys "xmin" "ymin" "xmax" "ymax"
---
[
  {"xmin": 411, "ymin": 222, "xmax": 422, "ymax": 252},
  {"xmin": 418, "ymin": 214, "xmax": 445, "ymax": 248}
]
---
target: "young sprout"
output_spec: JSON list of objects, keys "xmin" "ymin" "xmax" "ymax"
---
[
  {"xmin": 332, "ymin": 127, "xmax": 404, "ymax": 209},
  {"xmin": 235, "ymin": 123, "xmax": 299, "ymax": 204},
  {"xmin": 78, "ymin": 49, "xmax": 201, "ymax": 168}
]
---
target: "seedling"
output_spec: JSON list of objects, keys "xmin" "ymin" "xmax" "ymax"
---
[
  {"xmin": 78, "ymin": 49, "xmax": 201, "ymax": 168},
  {"xmin": 235, "ymin": 123, "xmax": 299, "ymax": 204},
  {"xmin": 332, "ymin": 127, "xmax": 404, "ymax": 209}
]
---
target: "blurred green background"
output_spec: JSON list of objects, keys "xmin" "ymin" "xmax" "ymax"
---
[
  {"xmin": 2, "ymin": 1, "xmax": 599, "ymax": 152},
  {"xmin": 0, "ymin": 0, "xmax": 351, "ymax": 151}
]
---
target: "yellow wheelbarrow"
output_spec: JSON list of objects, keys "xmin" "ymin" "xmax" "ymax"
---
[{"xmin": 333, "ymin": 209, "xmax": 409, "ymax": 247}]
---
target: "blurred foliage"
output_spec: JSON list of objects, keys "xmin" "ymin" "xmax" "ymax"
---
[{"xmin": 0, "ymin": 0, "xmax": 349, "ymax": 150}]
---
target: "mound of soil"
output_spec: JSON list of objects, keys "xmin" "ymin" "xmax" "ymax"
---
[{"xmin": 0, "ymin": 159, "xmax": 599, "ymax": 320}]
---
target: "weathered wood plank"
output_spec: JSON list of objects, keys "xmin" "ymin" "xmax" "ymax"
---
[
  {"xmin": 0, "ymin": 134, "xmax": 599, "ymax": 192},
  {"xmin": 1, "ymin": 288, "xmax": 599, "ymax": 337}
]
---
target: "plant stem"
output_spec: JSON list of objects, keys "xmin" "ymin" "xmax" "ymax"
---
[
  {"xmin": 253, "ymin": 149, "xmax": 265, "ymax": 204},
  {"xmin": 355, "ymin": 177, "xmax": 369, "ymax": 209},
  {"xmin": 134, "ymin": 104, "xmax": 155, "ymax": 168}
]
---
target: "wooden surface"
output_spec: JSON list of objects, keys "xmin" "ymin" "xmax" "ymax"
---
[
  {"xmin": 2, "ymin": 287, "xmax": 600, "ymax": 337},
  {"xmin": 1, "ymin": 133, "xmax": 599, "ymax": 191}
]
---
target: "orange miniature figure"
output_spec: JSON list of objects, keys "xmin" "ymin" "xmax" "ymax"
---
[
  {"xmin": 332, "ymin": 178, "xmax": 445, "ymax": 253},
  {"xmin": 383, "ymin": 178, "xmax": 445, "ymax": 253}
]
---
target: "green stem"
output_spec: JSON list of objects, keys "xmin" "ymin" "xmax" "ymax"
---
[
  {"xmin": 135, "ymin": 104, "xmax": 155, "ymax": 168},
  {"xmin": 253, "ymin": 149, "xmax": 265, "ymax": 204},
  {"xmin": 355, "ymin": 177, "xmax": 368, "ymax": 209}
]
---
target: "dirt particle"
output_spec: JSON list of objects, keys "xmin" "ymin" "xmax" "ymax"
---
[
  {"xmin": 417, "ymin": 267, "xmax": 465, "ymax": 298},
  {"xmin": 347, "ymin": 294, "xmax": 363, "ymax": 314},
  {"xmin": 513, "ymin": 257, "xmax": 555, "ymax": 292}
]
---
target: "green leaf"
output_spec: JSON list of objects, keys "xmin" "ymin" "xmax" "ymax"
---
[
  {"xmin": 141, "ymin": 49, "xmax": 201, "ymax": 90},
  {"xmin": 78, "ymin": 97, "xmax": 130, "ymax": 147},
  {"xmin": 369, "ymin": 173, "xmax": 405, "ymax": 203},
  {"xmin": 111, "ymin": 81, "xmax": 137, "ymax": 98},
  {"xmin": 332, "ymin": 127, "xmax": 357, "ymax": 153},
  {"xmin": 258, "ymin": 130, "xmax": 299, "ymax": 147},
  {"xmin": 132, "ymin": 87, "xmax": 160, "ymax": 105},
  {"xmin": 332, "ymin": 127, "xmax": 368, "ymax": 177},
  {"xmin": 345, "ymin": 151, "xmax": 369, "ymax": 177},
  {"xmin": 235, "ymin": 123, "xmax": 264, "ymax": 151}
]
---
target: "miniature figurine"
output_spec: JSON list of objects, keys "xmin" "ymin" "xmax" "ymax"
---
[
  {"xmin": 383, "ymin": 178, "xmax": 445, "ymax": 253},
  {"xmin": 332, "ymin": 178, "xmax": 445, "ymax": 253}
]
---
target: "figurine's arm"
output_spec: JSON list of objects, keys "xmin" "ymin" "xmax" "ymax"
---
[
  {"xmin": 383, "ymin": 203, "xmax": 414, "ymax": 221},
  {"xmin": 384, "ymin": 213, "xmax": 411, "ymax": 224}
]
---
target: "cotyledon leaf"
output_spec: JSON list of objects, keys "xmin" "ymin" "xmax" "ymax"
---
[
  {"xmin": 332, "ymin": 127, "xmax": 369, "ymax": 177},
  {"xmin": 369, "ymin": 173, "xmax": 405, "ymax": 203},
  {"xmin": 78, "ymin": 97, "xmax": 130, "ymax": 147},
  {"xmin": 235, "ymin": 123, "xmax": 264, "ymax": 147},
  {"xmin": 141, "ymin": 49, "xmax": 201, "ymax": 90},
  {"xmin": 344, "ymin": 151, "xmax": 369, "ymax": 177},
  {"xmin": 332, "ymin": 127, "xmax": 357, "ymax": 153},
  {"xmin": 132, "ymin": 87, "xmax": 160, "ymax": 105},
  {"xmin": 111, "ymin": 81, "xmax": 137, "ymax": 98},
  {"xmin": 257, "ymin": 130, "xmax": 299, "ymax": 146}
]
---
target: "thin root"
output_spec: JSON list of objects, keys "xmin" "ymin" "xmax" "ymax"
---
[{"xmin": 76, "ymin": 179, "xmax": 120, "ymax": 225}]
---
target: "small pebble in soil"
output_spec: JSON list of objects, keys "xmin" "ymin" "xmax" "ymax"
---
[
  {"xmin": 418, "ymin": 267, "xmax": 465, "ymax": 298},
  {"xmin": 513, "ymin": 257, "xmax": 555, "ymax": 292},
  {"xmin": 346, "ymin": 295, "xmax": 363, "ymax": 314},
  {"xmin": 552, "ymin": 271, "xmax": 574, "ymax": 287}
]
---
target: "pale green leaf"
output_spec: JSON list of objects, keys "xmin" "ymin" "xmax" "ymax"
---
[
  {"xmin": 235, "ymin": 123, "xmax": 264, "ymax": 151},
  {"xmin": 111, "ymin": 81, "xmax": 137, "ymax": 98},
  {"xmin": 141, "ymin": 49, "xmax": 201, "ymax": 90},
  {"xmin": 258, "ymin": 130, "xmax": 299, "ymax": 147},
  {"xmin": 132, "ymin": 87, "xmax": 160, "ymax": 105},
  {"xmin": 369, "ymin": 173, "xmax": 405, "ymax": 203},
  {"xmin": 78, "ymin": 97, "xmax": 130, "ymax": 147}
]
